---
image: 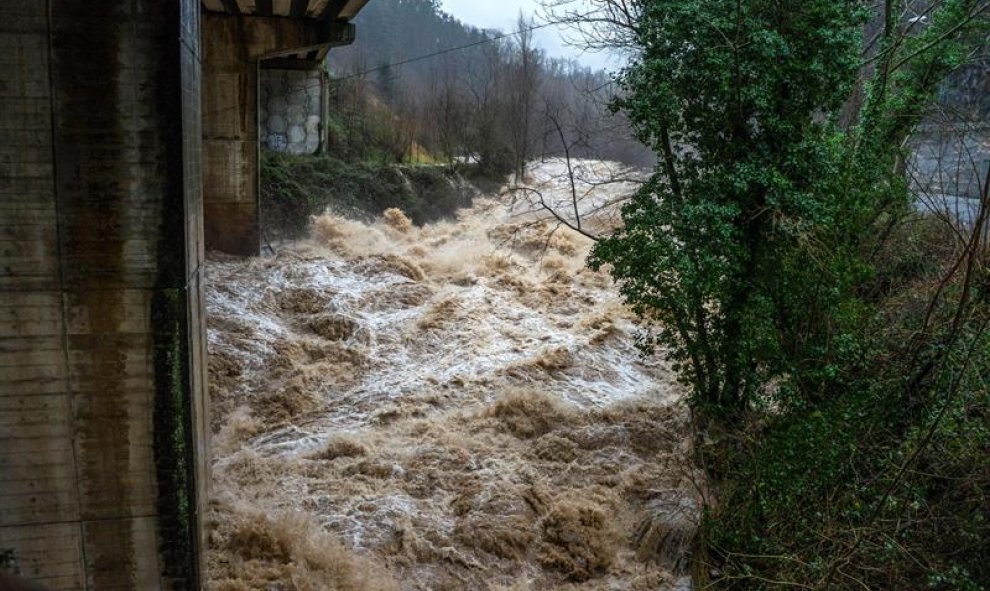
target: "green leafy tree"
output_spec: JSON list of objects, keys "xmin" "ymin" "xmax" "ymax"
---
[
  {"xmin": 590, "ymin": 1, "xmax": 989, "ymax": 588},
  {"xmin": 591, "ymin": 0, "xmax": 987, "ymax": 415}
]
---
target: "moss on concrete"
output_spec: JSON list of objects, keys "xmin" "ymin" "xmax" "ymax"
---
[{"xmin": 151, "ymin": 287, "xmax": 198, "ymax": 590}]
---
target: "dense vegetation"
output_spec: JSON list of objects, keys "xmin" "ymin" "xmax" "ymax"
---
[
  {"xmin": 586, "ymin": 0, "xmax": 989, "ymax": 589},
  {"xmin": 259, "ymin": 154, "xmax": 480, "ymax": 240},
  {"xmin": 328, "ymin": 0, "xmax": 653, "ymax": 173}
]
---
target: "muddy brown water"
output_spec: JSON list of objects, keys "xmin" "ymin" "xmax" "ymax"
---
[{"xmin": 205, "ymin": 160, "xmax": 699, "ymax": 590}]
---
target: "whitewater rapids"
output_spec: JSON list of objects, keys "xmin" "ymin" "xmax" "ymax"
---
[{"xmin": 205, "ymin": 159, "xmax": 699, "ymax": 590}]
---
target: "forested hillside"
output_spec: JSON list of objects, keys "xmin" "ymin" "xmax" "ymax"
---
[{"xmin": 325, "ymin": 0, "xmax": 653, "ymax": 172}]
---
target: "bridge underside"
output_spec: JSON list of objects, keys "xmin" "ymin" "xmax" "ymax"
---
[
  {"xmin": 0, "ymin": 0, "xmax": 364, "ymax": 588},
  {"xmin": 202, "ymin": 10, "xmax": 357, "ymax": 255}
]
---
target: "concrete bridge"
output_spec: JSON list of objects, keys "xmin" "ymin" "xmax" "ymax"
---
[{"xmin": 0, "ymin": 1, "xmax": 368, "ymax": 588}]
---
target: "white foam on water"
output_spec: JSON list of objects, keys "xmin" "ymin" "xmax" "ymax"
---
[{"xmin": 206, "ymin": 159, "xmax": 697, "ymax": 591}]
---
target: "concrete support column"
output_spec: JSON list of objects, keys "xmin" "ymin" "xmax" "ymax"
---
[
  {"xmin": 201, "ymin": 13, "xmax": 346, "ymax": 256},
  {"xmin": 0, "ymin": 0, "xmax": 207, "ymax": 589},
  {"xmin": 202, "ymin": 13, "xmax": 262, "ymax": 256},
  {"xmin": 260, "ymin": 68, "xmax": 325, "ymax": 155}
]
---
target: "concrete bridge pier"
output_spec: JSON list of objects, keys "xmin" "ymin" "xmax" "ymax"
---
[
  {"xmin": 202, "ymin": 10, "xmax": 357, "ymax": 255},
  {"xmin": 0, "ymin": 1, "xmax": 207, "ymax": 588},
  {"xmin": 0, "ymin": 0, "xmax": 367, "ymax": 588}
]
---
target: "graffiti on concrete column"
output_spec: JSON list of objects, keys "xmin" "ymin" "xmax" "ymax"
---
[{"xmin": 261, "ymin": 70, "xmax": 323, "ymax": 154}]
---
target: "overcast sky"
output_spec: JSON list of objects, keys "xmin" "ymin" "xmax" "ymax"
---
[{"xmin": 438, "ymin": 0, "xmax": 618, "ymax": 71}]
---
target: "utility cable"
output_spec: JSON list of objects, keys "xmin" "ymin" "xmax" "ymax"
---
[{"xmin": 331, "ymin": 18, "xmax": 564, "ymax": 82}]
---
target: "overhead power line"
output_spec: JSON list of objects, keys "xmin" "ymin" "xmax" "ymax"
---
[
  {"xmin": 206, "ymin": 12, "xmax": 603, "ymax": 119},
  {"xmin": 331, "ymin": 15, "xmax": 593, "ymax": 82}
]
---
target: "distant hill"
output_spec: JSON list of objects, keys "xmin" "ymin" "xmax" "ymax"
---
[{"xmin": 327, "ymin": 0, "xmax": 654, "ymax": 169}]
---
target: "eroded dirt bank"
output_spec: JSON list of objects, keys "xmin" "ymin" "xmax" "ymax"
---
[{"xmin": 206, "ymin": 160, "xmax": 699, "ymax": 590}]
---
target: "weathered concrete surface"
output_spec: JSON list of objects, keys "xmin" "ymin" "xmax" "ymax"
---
[
  {"xmin": 1, "ymin": 0, "xmax": 369, "ymax": 587},
  {"xmin": 0, "ymin": 0, "xmax": 207, "ymax": 589},
  {"xmin": 912, "ymin": 124, "xmax": 990, "ymax": 200},
  {"xmin": 261, "ymin": 69, "xmax": 326, "ymax": 154},
  {"xmin": 910, "ymin": 64, "xmax": 990, "ymax": 224},
  {"xmin": 202, "ymin": 14, "xmax": 335, "ymax": 255},
  {"xmin": 911, "ymin": 123, "xmax": 990, "ymax": 227},
  {"xmin": 202, "ymin": 0, "xmax": 369, "ymax": 19}
]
